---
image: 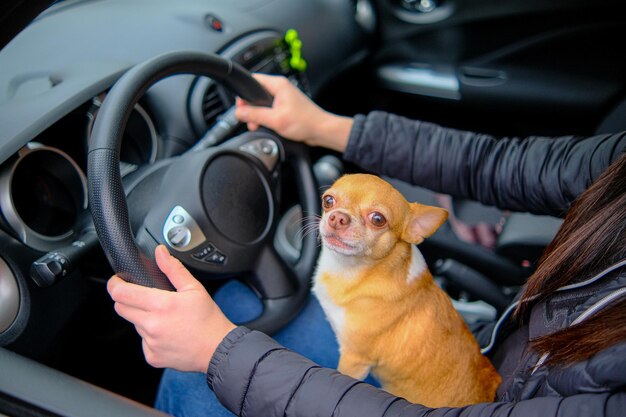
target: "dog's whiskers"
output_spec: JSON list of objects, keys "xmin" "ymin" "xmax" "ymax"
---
[
  {"xmin": 295, "ymin": 214, "xmax": 321, "ymax": 241},
  {"xmin": 295, "ymin": 212, "xmax": 321, "ymax": 225}
]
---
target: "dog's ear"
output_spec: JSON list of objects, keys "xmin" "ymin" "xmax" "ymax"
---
[{"xmin": 402, "ymin": 203, "xmax": 448, "ymax": 244}]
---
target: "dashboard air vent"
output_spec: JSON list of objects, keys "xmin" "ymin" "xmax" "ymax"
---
[{"xmin": 201, "ymin": 83, "xmax": 227, "ymax": 126}]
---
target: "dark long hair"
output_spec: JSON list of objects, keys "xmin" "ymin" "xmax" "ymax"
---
[{"xmin": 515, "ymin": 152, "xmax": 626, "ymax": 366}]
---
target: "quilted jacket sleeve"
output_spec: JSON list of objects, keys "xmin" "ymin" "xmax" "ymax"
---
[
  {"xmin": 208, "ymin": 327, "xmax": 625, "ymax": 417},
  {"xmin": 343, "ymin": 112, "xmax": 626, "ymax": 217}
]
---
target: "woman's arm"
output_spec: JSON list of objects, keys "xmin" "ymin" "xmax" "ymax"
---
[
  {"xmin": 236, "ymin": 75, "xmax": 626, "ymax": 217},
  {"xmin": 209, "ymin": 327, "xmax": 625, "ymax": 417},
  {"xmin": 345, "ymin": 112, "xmax": 626, "ymax": 217}
]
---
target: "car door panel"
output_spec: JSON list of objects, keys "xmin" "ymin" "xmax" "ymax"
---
[{"xmin": 365, "ymin": 0, "xmax": 626, "ymax": 136}]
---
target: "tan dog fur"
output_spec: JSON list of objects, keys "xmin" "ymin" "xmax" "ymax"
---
[{"xmin": 313, "ymin": 174, "xmax": 501, "ymax": 407}]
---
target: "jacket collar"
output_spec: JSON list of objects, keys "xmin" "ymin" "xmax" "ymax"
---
[{"xmin": 482, "ymin": 259, "xmax": 626, "ymax": 355}]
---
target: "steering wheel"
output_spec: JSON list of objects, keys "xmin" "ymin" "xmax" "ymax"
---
[{"xmin": 87, "ymin": 51, "xmax": 320, "ymax": 334}]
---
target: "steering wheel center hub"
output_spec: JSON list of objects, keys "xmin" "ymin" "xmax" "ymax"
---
[{"xmin": 202, "ymin": 154, "xmax": 272, "ymax": 244}]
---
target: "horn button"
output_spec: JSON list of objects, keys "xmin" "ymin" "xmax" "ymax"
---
[{"xmin": 202, "ymin": 154, "xmax": 272, "ymax": 244}]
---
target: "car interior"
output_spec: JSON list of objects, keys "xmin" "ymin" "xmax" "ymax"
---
[{"xmin": 1, "ymin": 0, "xmax": 626, "ymax": 415}]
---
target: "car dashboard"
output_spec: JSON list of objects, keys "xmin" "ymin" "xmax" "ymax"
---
[{"xmin": 1, "ymin": 29, "xmax": 305, "ymax": 255}]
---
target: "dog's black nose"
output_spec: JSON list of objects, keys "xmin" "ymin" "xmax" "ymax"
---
[{"xmin": 329, "ymin": 212, "xmax": 351, "ymax": 230}]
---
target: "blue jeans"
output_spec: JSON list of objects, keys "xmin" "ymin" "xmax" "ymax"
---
[{"xmin": 155, "ymin": 280, "xmax": 377, "ymax": 417}]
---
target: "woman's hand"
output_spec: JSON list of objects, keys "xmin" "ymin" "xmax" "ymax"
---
[
  {"xmin": 236, "ymin": 74, "xmax": 353, "ymax": 153},
  {"xmin": 107, "ymin": 245, "xmax": 236, "ymax": 373}
]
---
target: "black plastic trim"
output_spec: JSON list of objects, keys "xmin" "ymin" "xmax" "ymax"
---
[{"xmin": 0, "ymin": 348, "xmax": 168, "ymax": 417}]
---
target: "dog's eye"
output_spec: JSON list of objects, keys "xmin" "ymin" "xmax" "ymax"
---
[
  {"xmin": 368, "ymin": 212, "xmax": 387, "ymax": 227},
  {"xmin": 322, "ymin": 195, "xmax": 335, "ymax": 209}
]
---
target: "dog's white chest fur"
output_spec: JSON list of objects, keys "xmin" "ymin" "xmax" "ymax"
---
[
  {"xmin": 313, "ymin": 245, "xmax": 427, "ymax": 339},
  {"xmin": 313, "ymin": 279, "xmax": 346, "ymax": 337},
  {"xmin": 312, "ymin": 248, "xmax": 352, "ymax": 337}
]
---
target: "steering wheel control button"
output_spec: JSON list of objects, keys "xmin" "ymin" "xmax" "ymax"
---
[
  {"xmin": 191, "ymin": 244, "xmax": 216, "ymax": 261},
  {"xmin": 205, "ymin": 251, "xmax": 227, "ymax": 265},
  {"xmin": 239, "ymin": 139, "xmax": 279, "ymax": 171},
  {"xmin": 167, "ymin": 226, "xmax": 191, "ymax": 248},
  {"xmin": 163, "ymin": 206, "xmax": 207, "ymax": 252},
  {"xmin": 261, "ymin": 142, "xmax": 274, "ymax": 155},
  {"xmin": 189, "ymin": 243, "xmax": 226, "ymax": 265}
]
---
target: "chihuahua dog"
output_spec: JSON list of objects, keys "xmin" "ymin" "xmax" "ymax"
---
[{"xmin": 312, "ymin": 174, "xmax": 501, "ymax": 407}]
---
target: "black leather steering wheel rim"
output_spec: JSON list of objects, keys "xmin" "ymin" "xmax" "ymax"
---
[{"xmin": 87, "ymin": 51, "xmax": 320, "ymax": 334}]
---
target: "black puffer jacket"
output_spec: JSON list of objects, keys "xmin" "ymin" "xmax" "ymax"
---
[
  {"xmin": 346, "ymin": 112, "xmax": 626, "ymax": 217},
  {"xmin": 207, "ymin": 112, "xmax": 626, "ymax": 416}
]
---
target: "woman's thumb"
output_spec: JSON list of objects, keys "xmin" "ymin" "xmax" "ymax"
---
[{"xmin": 155, "ymin": 245, "xmax": 198, "ymax": 291}]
